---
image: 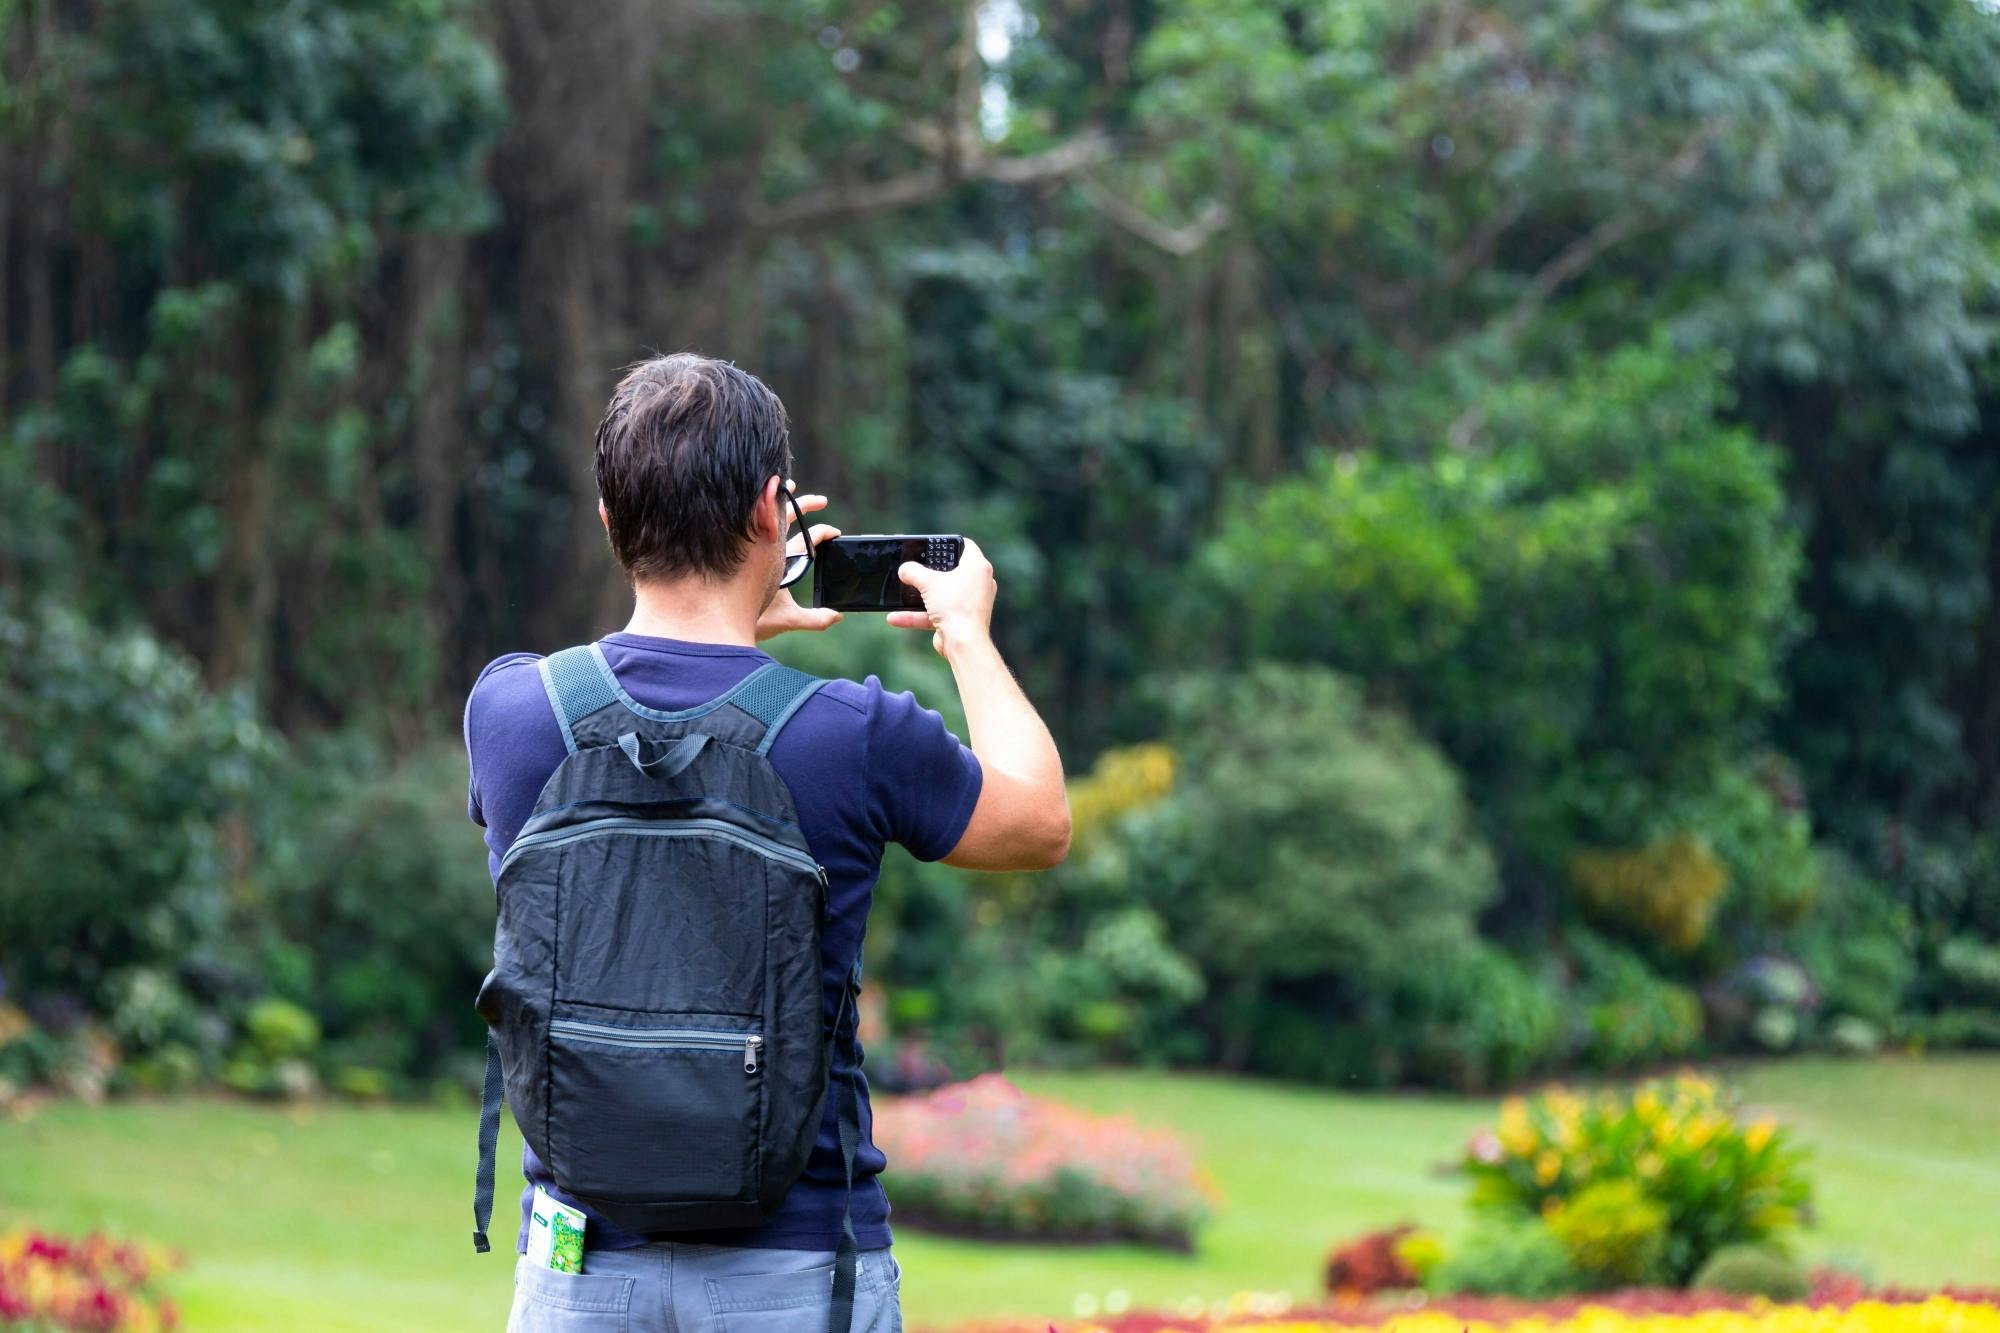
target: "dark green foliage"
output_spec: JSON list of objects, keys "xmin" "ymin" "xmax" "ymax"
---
[
  {"xmin": 257, "ymin": 741, "xmax": 495, "ymax": 1084},
  {"xmin": 5, "ymin": 0, "xmax": 2000, "ymax": 1094},
  {"xmin": 0, "ymin": 598, "xmax": 272, "ymax": 1006},
  {"xmin": 1203, "ymin": 337, "xmax": 1803, "ymax": 871},
  {"xmin": 1795, "ymin": 852, "xmax": 1915, "ymax": 1031},
  {"xmin": 1567, "ymin": 929, "xmax": 1706, "ymax": 1071},
  {"xmin": 69, "ymin": 0, "xmax": 500, "ymax": 297}
]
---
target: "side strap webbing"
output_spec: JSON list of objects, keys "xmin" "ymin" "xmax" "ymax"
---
[
  {"xmin": 539, "ymin": 646, "xmax": 618, "ymax": 754},
  {"xmin": 827, "ymin": 968, "xmax": 862, "ymax": 1333},
  {"xmin": 472, "ymin": 1031, "xmax": 504, "ymax": 1253}
]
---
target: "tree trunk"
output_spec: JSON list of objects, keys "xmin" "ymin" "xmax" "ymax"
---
[
  {"xmin": 488, "ymin": 0, "xmax": 675, "ymax": 647},
  {"xmin": 209, "ymin": 298, "xmax": 292, "ymax": 690}
]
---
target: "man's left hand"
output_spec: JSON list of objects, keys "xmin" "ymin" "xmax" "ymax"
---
[{"xmin": 757, "ymin": 490, "xmax": 842, "ymax": 641}]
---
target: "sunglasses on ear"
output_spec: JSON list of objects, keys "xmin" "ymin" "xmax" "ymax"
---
[{"xmin": 779, "ymin": 486, "xmax": 815, "ymax": 590}]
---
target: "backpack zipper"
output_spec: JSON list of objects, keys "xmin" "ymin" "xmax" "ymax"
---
[
  {"xmin": 549, "ymin": 1018, "xmax": 764, "ymax": 1073},
  {"xmin": 501, "ymin": 816, "xmax": 819, "ymax": 877}
]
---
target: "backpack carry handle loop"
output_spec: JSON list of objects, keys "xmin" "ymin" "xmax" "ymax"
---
[{"xmin": 616, "ymin": 730, "xmax": 710, "ymax": 779}]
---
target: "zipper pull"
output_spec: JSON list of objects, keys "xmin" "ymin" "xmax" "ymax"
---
[{"xmin": 744, "ymin": 1036, "xmax": 763, "ymax": 1074}]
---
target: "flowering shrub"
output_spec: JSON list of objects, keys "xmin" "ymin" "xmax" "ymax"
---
[
  {"xmin": 874, "ymin": 1074, "xmax": 1212, "ymax": 1247},
  {"xmin": 0, "ymin": 1229, "xmax": 179, "ymax": 1330},
  {"xmin": 1545, "ymin": 1180, "xmax": 1667, "ymax": 1286},
  {"xmin": 953, "ymin": 1285, "xmax": 2000, "ymax": 1333},
  {"xmin": 1463, "ymin": 1073, "xmax": 1809, "ymax": 1285}
]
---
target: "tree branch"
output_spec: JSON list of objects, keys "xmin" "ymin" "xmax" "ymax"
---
[
  {"xmin": 1493, "ymin": 125, "xmax": 1717, "ymax": 344},
  {"xmin": 1078, "ymin": 181, "xmax": 1231, "ymax": 256},
  {"xmin": 748, "ymin": 131, "xmax": 1111, "ymax": 233}
]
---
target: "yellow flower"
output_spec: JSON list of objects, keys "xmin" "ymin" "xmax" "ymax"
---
[
  {"xmin": 1535, "ymin": 1150, "xmax": 1562, "ymax": 1185},
  {"xmin": 1745, "ymin": 1118, "xmax": 1776, "ymax": 1152}
]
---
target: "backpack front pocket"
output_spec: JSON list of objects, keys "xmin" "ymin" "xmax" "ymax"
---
[{"xmin": 546, "ymin": 1009, "xmax": 763, "ymax": 1205}]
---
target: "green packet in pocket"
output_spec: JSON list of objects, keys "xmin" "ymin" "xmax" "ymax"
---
[{"xmin": 525, "ymin": 1186, "xmax": 587, "ymax": 1274}]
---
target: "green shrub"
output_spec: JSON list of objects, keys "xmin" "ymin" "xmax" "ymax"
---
[
  {"xmin": 1938, "ymin": 935, "xmax": 2000, "ymax": 1006},
  {"xmin": 1692, "ymin": 1245, "xmax": 1810, "ymax": 1300},
  {"xmin": 0, "ymin": 599, "xmax": 272, "ymax": 1021},
  {"xmin": 1465, "ymin": 1073, "xmax": 1810, "ymax": 1284},
  {"xmin": 1201, "ymin": 336, "xmax": 1804, "ymax": 879},
  {"xmin": 1570, "ymin": 835, "xmax": 1729, "ymax": 956},
  {"xmin": 1824, "ymin": 1016, "xmax": 1883, "ymax": 1056},
  {"xmin": 1796, "ymin": 852, "xmax": 1913, "ymax": 1032},
  {"xmin": 1136, "ymin": 666, "xmax": 1498, "ymax": 1067},
  {"xmin": 1912, "ymin": 1007, "xmax": 2000, "ymax": 1050},
  {"xmin": 1397, "ymin": 944, "xmax": 1565, "ymax": 1092},
  {"xmin": 257, "ymin": 740, "xmax": 495, "ymax": 1083},
  {"xmin": 1546, "ymin": 1179, "xmax": 1667, "ymax": 1287},
  {"xmin": 1568, "ymin": 929, "xmax": 1705, "ymax": 1070},
  {"xmin": 1428, "ymin": 1219, "xmax": 1581, "ymax": 1298},
  {"xmin": 242, "ymin": 998, "xmax": 320, "ymax": 1061}
]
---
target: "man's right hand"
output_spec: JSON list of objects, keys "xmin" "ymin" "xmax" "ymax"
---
[
  {"xmin": 890, "ymin": 539, "xmax": 997, "ymax": 659},
  {"xmin": 889, "ymin": 538, "xmax": 1069, "ymax": 870}
]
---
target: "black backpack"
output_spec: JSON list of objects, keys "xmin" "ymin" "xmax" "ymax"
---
[{"xmin": 472, "ymin": 644, "xmax": 865, "ymax": 1329}]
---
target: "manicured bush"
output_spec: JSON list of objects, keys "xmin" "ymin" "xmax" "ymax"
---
[
  {"xmin": 1694, "ymin": 1246, "xmax": 1810, "ymax": 1300},
  {"xmin": 1464, "ymin": 1073, "xmax": 1809, "ymax": 1285},
  {"xmin": 871, "ymin": 1074, "xmax": 1211, "ymax": 1247},
  {"xmin": 1323, "ymin": 1226, "xmax": 1428, "ymax": 1298},
  {"xmin": 1135, "ymin": 665, "xmax": 1498, "ymax": 1074}
]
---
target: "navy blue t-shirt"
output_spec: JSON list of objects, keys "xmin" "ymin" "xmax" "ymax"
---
[{"xmin": 464, "ymin": 632, "xmax": 983, "ymax": 1253}]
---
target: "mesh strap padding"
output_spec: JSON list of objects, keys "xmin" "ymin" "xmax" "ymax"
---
[
  {"xmin": 731, "ymin": 663, "xmax": 819, "ymax": 726},
  {"xmin": 733, "ymin": 664, "xmax": 826, "ymax": 754},
  {"xmin": 540, "ymin": 646, "xmax": 619, "ymax": 752}
]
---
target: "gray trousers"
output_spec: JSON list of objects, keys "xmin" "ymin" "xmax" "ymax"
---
[{"xmin": 506, "ymin": 1243, "xmax": 901, "ymax": 1333}]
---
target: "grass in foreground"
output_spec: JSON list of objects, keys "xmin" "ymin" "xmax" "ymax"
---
[{"xmin": 0, "ymin": 1057, "xmax": 1993, "ymax": 1330}]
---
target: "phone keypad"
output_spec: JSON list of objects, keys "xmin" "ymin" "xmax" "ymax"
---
[{"xmin": 925, "ymin": 538, "xmax": 958, "ymax": 569}]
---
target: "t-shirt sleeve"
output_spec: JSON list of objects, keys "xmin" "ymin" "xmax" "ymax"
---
[
  {"xmin": 862, "ymin": 674, "xmax": 983, "ymax": 862},
  {"xmin": 464, "ymin": 652, "xmax": 556, "ymax": 839}
]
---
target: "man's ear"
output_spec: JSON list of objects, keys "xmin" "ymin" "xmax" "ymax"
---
[
  {"xmin": 598, "ymin": 500, "xmax": 610, "ymax": 533},
  {"xmin": 752, "ymin": 474, "xmax": 784, "ymax": 542}
]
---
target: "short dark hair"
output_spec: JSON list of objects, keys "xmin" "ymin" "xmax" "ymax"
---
[{"xmin": 594, "ymin": 353, "xmax": 794, "ymax": 583}]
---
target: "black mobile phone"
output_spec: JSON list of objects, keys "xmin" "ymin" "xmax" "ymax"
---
[{"xmin": 811, "ymin": 535, "xmax": 964, "ymax": 612}]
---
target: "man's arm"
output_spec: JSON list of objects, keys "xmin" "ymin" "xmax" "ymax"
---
[{"xmin": 892, "ymin": 540, "xmax": 1070, "ymax": 871}]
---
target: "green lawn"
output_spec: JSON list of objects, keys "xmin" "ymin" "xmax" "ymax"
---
[{"xmin": 1, "ymin": 1056, "xmax": 1994, "ymax": 1329}]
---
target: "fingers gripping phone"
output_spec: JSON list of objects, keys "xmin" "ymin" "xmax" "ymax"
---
[{"xmin": 811, "ymin": 535, "xmax": 964, "ymax": 612}]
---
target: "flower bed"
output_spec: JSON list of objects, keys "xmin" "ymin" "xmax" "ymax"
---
[
  {"xmin": 0, "ymin": 1228, "xmax": 180, "ymax": 1330},
  {"xmin": 875, "ymin": 1074, "xmax": 1213, "ymax": 1247},
  {"xmin": 944, "ymin": 1283, "xmax": 2000, "ymax": 1333}
]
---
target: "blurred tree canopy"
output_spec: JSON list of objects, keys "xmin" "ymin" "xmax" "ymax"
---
[{"xmin": 4, "ymin": 0, "xmax": 1999, "ymax": 1088}]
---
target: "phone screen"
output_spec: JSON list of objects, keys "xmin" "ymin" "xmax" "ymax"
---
[{"xmin": 813, "ymin": 537, "xmax": 958, "ymax": 612}]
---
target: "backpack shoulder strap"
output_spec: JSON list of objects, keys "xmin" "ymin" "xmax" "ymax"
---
[
  {"xmin": 540, "ymin": 643, "xmax": 823, "ymax": 755},
  {"xmin": 538, "ymin": 645, "xmax": 618, "ymax": 755},
  {"xmin": 729, "ymin": 663, "xmax": 827, "ymax": 756}
]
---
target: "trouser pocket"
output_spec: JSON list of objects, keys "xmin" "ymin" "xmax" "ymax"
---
[{"xmin": 509, "ymin": 1259, "xmax": 634, "ymax": 1333}]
